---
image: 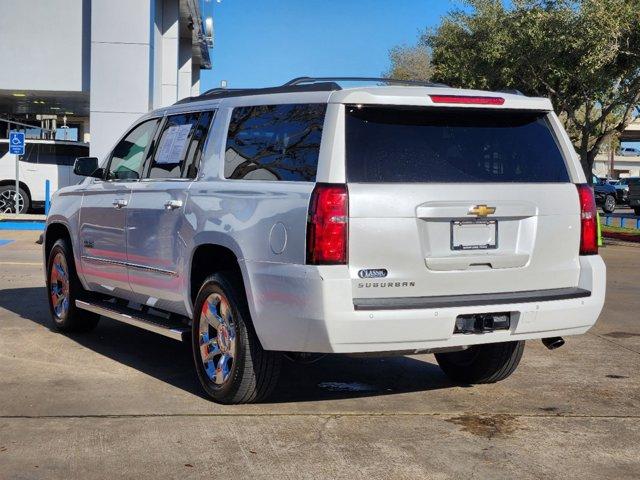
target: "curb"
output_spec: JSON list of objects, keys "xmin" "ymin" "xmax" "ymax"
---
[
  {"xmin": 603, "ymin": 237, "xmax": 640, "ymax": 247},
  {"xmin": 0, "ymin": 213, "xmax": 46, "ymax": 221}
]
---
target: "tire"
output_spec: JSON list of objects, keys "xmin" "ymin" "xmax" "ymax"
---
[
  {"xmin": 191, "ymin": 272, "xmax": 281, "ymax": 404},
  {"xmin": 0, "ymin": 184, "xmax": 30, "ymax": 213},
  {"xmin": 435, "ymin": 341, "xmax": 525, "ymax": 384},
  {"xmin": 602, "ymin": 195, "xmax": 616, "ymax": 214},
  {"xmin": 46, "ymin": 238, "xmax": 100, "ymax": 332}
]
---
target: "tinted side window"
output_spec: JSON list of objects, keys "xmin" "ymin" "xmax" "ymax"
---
[
  {"xmin": 183, "ymin": 111, "xmax": 214, "ymax": 179},
  {"xmin": 37, "ymin": 144, "xmax": 60, "ymax": 165},
  {"xmin": 225, "ymin": 103, "xmax": 326, "ymax": 182},
  {"xmin": 58, "ymin": 145, "xmax": 89, "ymax": 166},
  {"xmin": 108, "ymin": 119, "xmax": 159, "ymax": 181},
  {"xmin": 37, "ymin": 144, "xmax": 87, "ymax": 166},
  {"xmin": 20, "ymin": 144, "xmax": 37, "ymax": 163},
  {"xmin": 148, "ymin": 112, "xmax": 207, "ymax": 179},
  {"xmin": 0, "ymin": 144, "xmax": 8, "ymax": 157}
]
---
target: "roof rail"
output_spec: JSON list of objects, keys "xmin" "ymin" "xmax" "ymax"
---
[
  {"xmin": 173, "ymin": 81, "xmax": 342, "ymax": 105},
  {"xmin": 200, "ymin": 87, "xmax": 244, "ymax": 96},
  {"xmin": 497, "ymin": 89, "xmax": 525, "ymax": 96},
  {"xmin": 284, "ymin": 76, "xmax": 448, "ymax": 87}
]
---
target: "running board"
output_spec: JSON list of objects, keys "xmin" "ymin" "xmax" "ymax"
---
[{"xmin": 75, "ymin": 299, "xmax": 190, "ymax": 342}]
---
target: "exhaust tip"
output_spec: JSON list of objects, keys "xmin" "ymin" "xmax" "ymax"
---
[{"xmin": 542, "ymin": 337, "xmax": 565, "ymax": 350}]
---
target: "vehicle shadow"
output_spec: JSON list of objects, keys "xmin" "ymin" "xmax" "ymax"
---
[{"xmin": 0, "ymin": 286, "xmax": 458, "ymax": 403}]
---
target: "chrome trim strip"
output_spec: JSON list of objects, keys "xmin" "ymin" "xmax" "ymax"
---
[
  {"xmin": 75, "ymin": 300, "xmax": 188, "ymax": 341},
  {"xmin": 126, "ymin": 261, "xmax": 178, "ymax": 277},
  {"xmin": 81, "ymin": 255, "xmax": 177, "ymax": 276},
  {"xmin": 81, "ymin": 255, "xmax": 125, "ymax": 267}
]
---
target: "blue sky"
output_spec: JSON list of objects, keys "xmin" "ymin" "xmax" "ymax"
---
[
  {"xmin": 200, "ymin": 0, "xmax": 454, "ymax": 89},
  {"xmin": 198, "ymin": 0, "xmax": 639, "ymax": 148}
]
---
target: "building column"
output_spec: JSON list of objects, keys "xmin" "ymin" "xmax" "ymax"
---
[
  {"xmin": 178, "ymin": 34, "xmax": 193, "ymax": 100},
  {"xmin": 191, "ymin": 68, "xmax": 201, "ymax": 96},
  {"xmin": 89, "ymin": 0, "xmax": 153, "ymax": 160},
  {"xmin": 160, "ymin": 0, "xmax": 179, "ymax": 106}
]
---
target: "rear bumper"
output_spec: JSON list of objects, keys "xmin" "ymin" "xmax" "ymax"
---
[
  {"xmin": 353, "ymin": 287, "xmax": 591, "ymax": 310},
  {"xmin": 243, "ymin": 255, "xmax": 606, "ymax": 353}
]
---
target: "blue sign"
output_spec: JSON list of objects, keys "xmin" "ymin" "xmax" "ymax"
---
[{"xmin": 9, "ymin": 131, "xmax": 25, "ymax": 156}]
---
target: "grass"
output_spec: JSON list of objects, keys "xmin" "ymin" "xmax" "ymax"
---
[{"xmin": 602, "ymin": 225, "xmax": 640, "ymax": 234}]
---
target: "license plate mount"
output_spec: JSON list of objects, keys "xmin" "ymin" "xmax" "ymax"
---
[{"xmin": 451, "ymin": 219, "xmax": 498, "ymax": 251}]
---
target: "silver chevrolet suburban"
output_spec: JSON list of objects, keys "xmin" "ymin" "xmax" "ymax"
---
[{"xmin": 43, "ymin": 77, "xmax": 606, "ymax": 404}]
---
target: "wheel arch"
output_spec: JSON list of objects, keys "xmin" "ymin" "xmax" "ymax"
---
[
  {"xmin": 44, "ymin": 222, "xmax": 73, "ymax": 266},
  {"xmin": 189, "ymin": 243, "xmax": 246, "ymax": 308},
  {"xmin": 0, "ymin": 179, "xmax": 31, "ymax": 197}
]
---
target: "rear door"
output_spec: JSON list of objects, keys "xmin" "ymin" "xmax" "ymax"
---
[{"xmin": 344, "ymin": 105, "xmax": 580, "ymax": 300}]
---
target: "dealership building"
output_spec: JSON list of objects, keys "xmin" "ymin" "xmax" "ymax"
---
[
  {"xmin": 593, "ymin": 118, "xmax": 640, "ymax": 178},
  {"xmin": 0, "ymin": 0, "xmax": 212, "ymax": 160}
]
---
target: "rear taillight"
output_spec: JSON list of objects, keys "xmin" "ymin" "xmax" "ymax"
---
[
  {"xmin": 306, "ymin": 184, "xmax": 348, "ymax": 264},
  {"xmin": 577, "ymin": 184, "xmax": 598, "ymax": 255},
  {"xmin": 429, "ymin": 95, "xmax": 505, "ymax": 105}
]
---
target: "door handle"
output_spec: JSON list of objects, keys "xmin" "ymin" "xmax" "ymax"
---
[
  {"xmin": 112, "ymin": 198, "xmax": 128, "ymax": 209},
  {"xmin": 164, "ymin": 199, "xmax": 183, "ymax": 210}
]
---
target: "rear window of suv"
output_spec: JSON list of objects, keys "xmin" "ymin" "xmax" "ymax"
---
[{"xmin": 345, "ymin": 106, "xmax": 569, "ymax": 183}]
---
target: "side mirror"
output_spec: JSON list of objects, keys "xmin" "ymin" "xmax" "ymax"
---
[{"xmin": 73, "ymin": 157, "xmax": 102, "ymax": 178}]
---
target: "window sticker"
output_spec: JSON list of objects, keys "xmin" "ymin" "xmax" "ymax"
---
[{"xmin": 155, "ymin": 123, "xmax": 193, "ymax": 165}]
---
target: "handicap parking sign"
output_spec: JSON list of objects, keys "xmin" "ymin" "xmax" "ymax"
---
[{"xmin": 9, "ymin": 131, "xmax": 25, "ymax": 156}]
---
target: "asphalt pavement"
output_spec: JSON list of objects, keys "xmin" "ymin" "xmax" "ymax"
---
[{"xmin": 0, "ymin": 230, "xmax": 639, "ymax": 479}]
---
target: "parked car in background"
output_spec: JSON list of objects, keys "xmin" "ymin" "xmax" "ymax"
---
[
  {"xmin": 611, "ymin": 177, "xmax": 640, "ymax": 205},
  {"xmin": 592, "ymin": 175, "xmax": 617, "ymax": 213},
  {"xmin": 0, "ymin": 139, "xmax": 89, "ymax": 213},
  {"xmin": 627, "ymin": 178, "xmax": 640, "ymax": 216},
  {"xmin": 618, "ymin": 147, "xmax": 640, "ymax": 156}
]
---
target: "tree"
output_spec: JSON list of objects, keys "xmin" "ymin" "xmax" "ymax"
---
[
  {"xmin": 387, "ymin": 0, "xmax": 640, "ymax": 178},
  {"xmin": 384, "ymin": 44, "xmax": 433, "ymax": 81}
]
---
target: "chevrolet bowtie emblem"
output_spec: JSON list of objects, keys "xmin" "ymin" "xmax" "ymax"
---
[{"xmin": 468, "ymin": 204, "xmax": 496, "ymax": 217}]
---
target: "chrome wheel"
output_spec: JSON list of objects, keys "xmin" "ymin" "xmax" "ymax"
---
[
  {"xmin": 0, "ymin": 188, "xmax": 24, "ymax": 213},
  {"xmin": 49, "ymin": 252, "xmax": 70, "ymax": 321},
  {"xmin": 198, "ymin": 293, "xmax": 237, "ymax": 386}
]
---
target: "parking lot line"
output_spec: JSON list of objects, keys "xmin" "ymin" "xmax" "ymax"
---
[{"xmin": 0, "ymin": 261, "xmax": 41, "ymax": 266}]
